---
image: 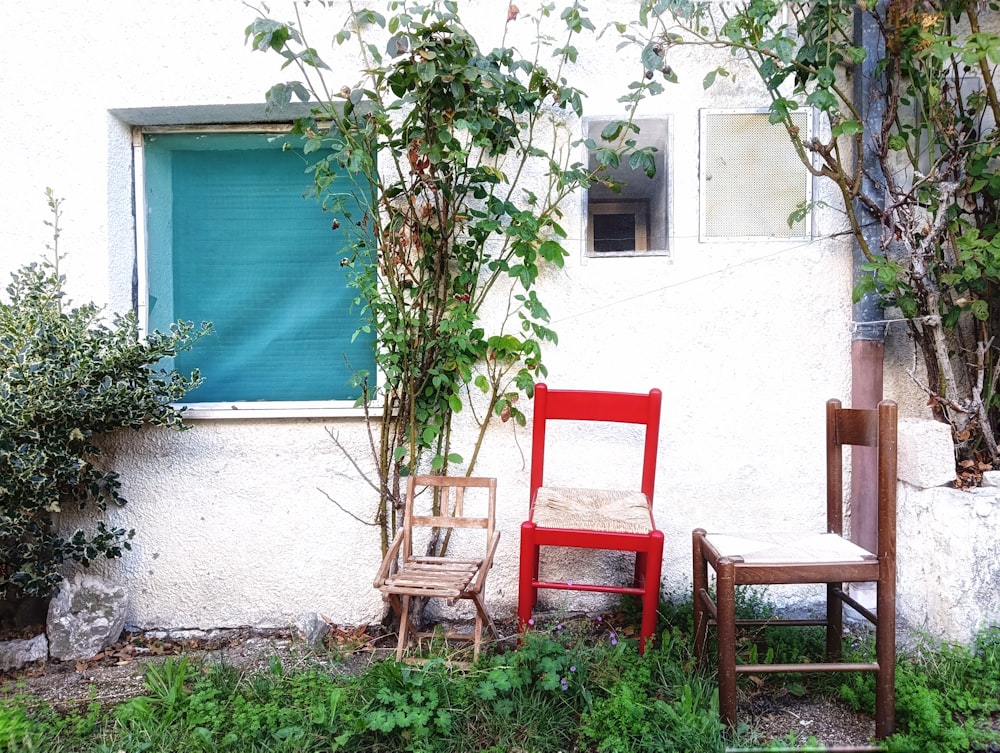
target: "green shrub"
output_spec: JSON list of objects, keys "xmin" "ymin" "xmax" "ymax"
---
[
  {"xmin": 580, "ymin": 629, "xmax": 724, "ymax": 753},
  {"xmin": 887, "ymin": 628, "xmax": 1000, "ymax": 753},
  {"xmin": 0, "ymin": 191, "xmax": 209, "ymax": 599}
]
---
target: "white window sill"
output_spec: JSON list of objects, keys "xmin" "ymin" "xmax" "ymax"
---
[{"xmin": 177, "ymin": 401, "xmax": 383, "ymax": 420}]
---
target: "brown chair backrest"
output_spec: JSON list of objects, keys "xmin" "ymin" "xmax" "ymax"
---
[{"xmin": 825, "ymin": 399, "xmax": 898, "ymax": 560}]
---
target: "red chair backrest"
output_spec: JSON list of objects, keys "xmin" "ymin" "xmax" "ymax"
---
[{"xmin": 530, "ymin": 383, "xmax": 662, "ymax": 503}]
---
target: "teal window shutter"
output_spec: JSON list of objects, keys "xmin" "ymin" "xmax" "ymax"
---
[{"xmin": 143, "ymin": 132, "xmax": 374, "ymax": 404}]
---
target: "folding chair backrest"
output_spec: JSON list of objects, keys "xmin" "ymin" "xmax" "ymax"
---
[
  {"xmin": 402, "ymin": 475, "xmax": 497, "ymax": 559},
  {"xmin": 825, "ymin": 399, "xmax": 898, "ymax": 559},
  {"xmin": 530, "ymin": 384, "xmax": 662, "ymax": 501}
]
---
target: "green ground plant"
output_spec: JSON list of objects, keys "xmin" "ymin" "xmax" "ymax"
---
[
  {"xmin": 1, "ymin": 596, "xmax": 998, "ymax": 752},
  {"xmin": 885, "ymin": 627, "xmax": 1000, "ymax": 753}
]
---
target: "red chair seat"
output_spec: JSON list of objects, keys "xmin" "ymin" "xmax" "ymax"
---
[{"xmin": 533, "ymin": 487, "xmax": 655, "ymax": 534}]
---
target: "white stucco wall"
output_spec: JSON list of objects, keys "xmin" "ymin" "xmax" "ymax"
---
[{"xmin": 3, "ymin": 1, "xmax": 950, "ymax": 635}]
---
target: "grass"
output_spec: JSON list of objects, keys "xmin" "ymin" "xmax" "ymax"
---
[{"xmin": 0, "ymin": 591, "xmax": 998, "ymax": 752}]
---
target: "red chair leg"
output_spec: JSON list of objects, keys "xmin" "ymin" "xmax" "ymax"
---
[
  {"xmin": 518, "ymin": 521, "xmax": 537, "ymax": 631},
  {"xmin": 634, "ymin": 551, "xmax": 647, "ymax": 588},
  {"xmin": 531, "ymin": 544, "xmax": 540, "ymax": 608},
  {"xmin": 638, "ymin": 531, "xmax": 664, "ymax": 654}
]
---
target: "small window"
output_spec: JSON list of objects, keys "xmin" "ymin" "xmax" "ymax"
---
[
  {"xmin": 137, "ymin": 129, "xmax": 376, "ymax": 417},
  {"xmin": 584, "ymin": 118, "xmax": 669, "ymax": 257},
  {"xmin": 589, "ymin": 201, "xmax": 648, "ymax": 253},
  {"xmin": 700, "ymin": 108, "xmax": 813, "ymax": 241}
]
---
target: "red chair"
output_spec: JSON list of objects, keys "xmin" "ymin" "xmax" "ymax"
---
[{"xmin": 518, "ymin": 384, "xmax": 664, "ymax": 653}]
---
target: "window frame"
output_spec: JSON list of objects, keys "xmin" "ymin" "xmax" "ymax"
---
[
  {"xmin": 582, "ymin": 116, "xmax": 671, "ymax": 259},
  {"xmin": 133, "ymin": 123, "xmax": 380, "ymax": 420}
]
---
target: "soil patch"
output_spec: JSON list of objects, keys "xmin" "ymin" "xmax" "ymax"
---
[{"xmin": 0, "ymin": 625, "xmax": 392, "ymax": 711}]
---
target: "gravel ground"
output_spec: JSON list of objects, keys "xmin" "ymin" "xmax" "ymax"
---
[{"xmin": 0, "ymin": 625, "xmax": 390, "ymax": 711}]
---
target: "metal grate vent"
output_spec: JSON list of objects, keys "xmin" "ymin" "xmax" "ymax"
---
[{"xmin": 700, "ymin": 109, "xmax": 812, "ymax": 241}]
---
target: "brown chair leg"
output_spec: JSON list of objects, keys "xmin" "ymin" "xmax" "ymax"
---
[
  {"xmin": 716, "ymin": 557, "xmax": 738, "ymax": 728},
  {"xmin": 826, "ymin": 582, "xmax": 843, "ymax": 661},
  {"xmin": 471, "ymin": 592, "xmax": 496, "ymax": 663},
  {"xmin": 472, "ymin": 610, "xmax": 483, "ymax": 662},
  {"xmin": 692, "ymin": 529, "xmax": 709, "ymax": 663},
  {"xmin": 471, "ymin": 593, "xmax": 498, "ymax": 639},
  {"xmin": 875, "ymin": 577, "xmax": 896, "ymax": 738}
]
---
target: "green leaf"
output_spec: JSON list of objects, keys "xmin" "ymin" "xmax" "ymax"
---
[
  {"xmin": 852, "ymin": 278, "xmax": 876, "ymax": 303},
  {"xmin": 769, "ymin": 98, "xmax": 795, "ymax": 123},
  {"xmin": 831, "ymin": 120, "xmax": 862, "ymax": 137},
  {"xmin": 887, "ymin": 134, "xmax": 906, "ymax": 151},
  {"xmin": 898, "ymin": 296, "xmax": 918, "ymax": 319},
  {"xmin": 600, "ymin": 120, "xmax": 625, "ymax": 141},
  {"xmin": 538, "ymin": 240, "xmax": 566, "ymax": 266},
  {"xmin": 448, "ymin": 394, "xmax": 463, "ymax": 413},
  {"xmin": 876, "ymin": 266, "xmax": 898, "ymax": 285},
  {"xmin": 816, "ymin": 66, "xmax": 835, "ymax": 87}
]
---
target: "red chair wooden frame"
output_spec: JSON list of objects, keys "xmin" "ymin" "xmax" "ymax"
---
[{"xmin": 518, "ymin": 383, "xmax": 664, "ymax": 653}]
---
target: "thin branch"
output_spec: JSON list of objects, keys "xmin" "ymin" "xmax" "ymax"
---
[{"xmin": 316, "ymin": 487, "xmax": 379, "ymax": 527}]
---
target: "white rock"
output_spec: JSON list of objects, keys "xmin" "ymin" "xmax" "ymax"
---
[
  {"xmin": 47, "ymin": 574, "xmax": 128, "ymax": 661},
  {"xmin": 0, "ymin": 633, "xmax": 48, "ymax": 671},
  {"xmin": 897, "ymin": 484, "xmax": 1000, "ymax": 643},
  {"xmin": 298, "ymin": 612, "xmax": 332, "ymax": 647},
  {"xmin": 897, "ymin": 419, "xmax": 955, "ymax": 489}
]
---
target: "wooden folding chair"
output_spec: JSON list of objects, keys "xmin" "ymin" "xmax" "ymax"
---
[
  {"xmin": 693, "ymin": 399, "xmax": 897, "ymax": 745},
  {"xmin": 374, "ymin": 475, "xmax": 500, "ymax": 662}
]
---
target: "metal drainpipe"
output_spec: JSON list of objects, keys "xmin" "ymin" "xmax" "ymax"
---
[{"xmin": 850, "ymin": 2, "xmax": 888, "ymax": 555}]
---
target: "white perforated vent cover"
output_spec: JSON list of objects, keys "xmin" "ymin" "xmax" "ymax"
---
[{"xmin": 700, "ymin": 109, "xmax": 812, "ymax": 241}]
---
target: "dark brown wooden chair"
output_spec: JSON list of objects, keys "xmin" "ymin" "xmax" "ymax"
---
[
  {"xmin": 374, "ymin": 475, "xmax": 499, "ymax": 662},
  {"xmin": 693, "ymin": 399, "xmax": 897, "ymax": 743}
]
